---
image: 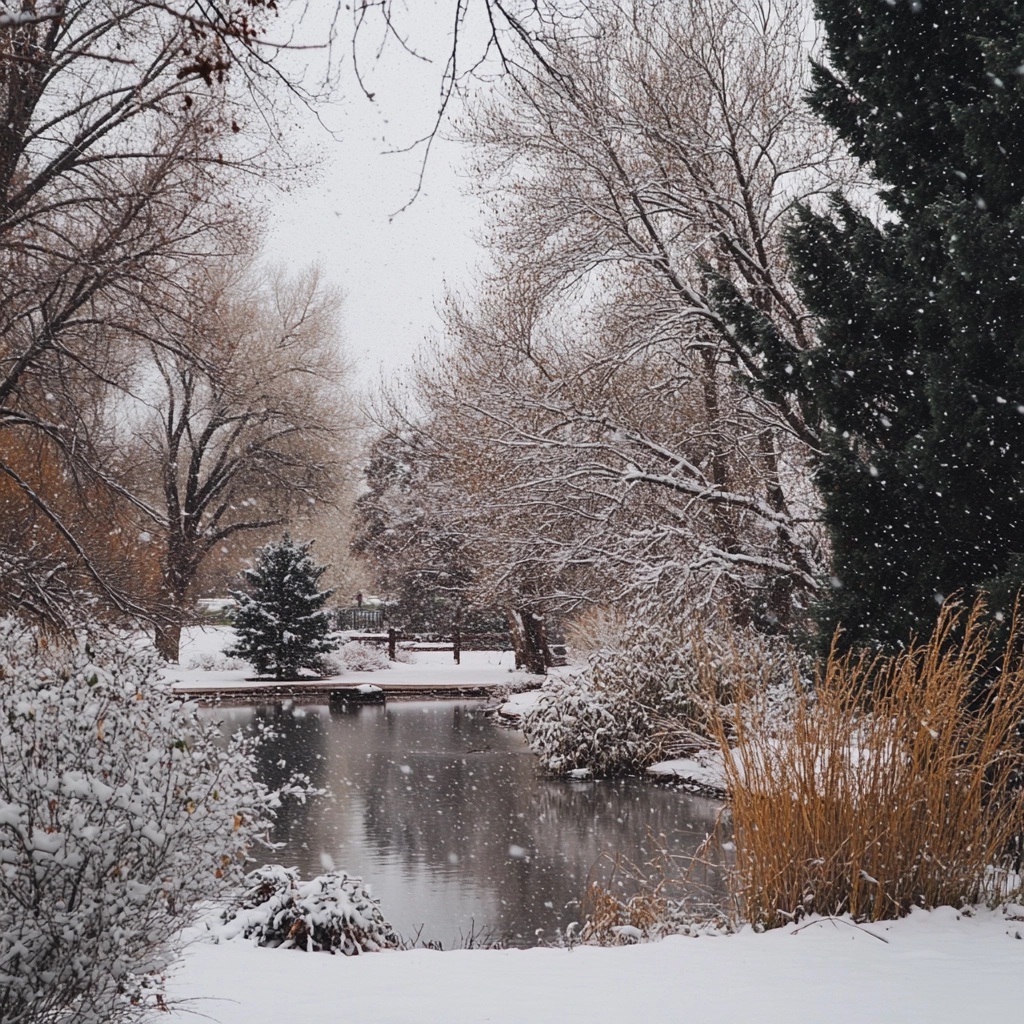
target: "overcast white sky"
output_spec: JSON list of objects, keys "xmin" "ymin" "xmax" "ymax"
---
[{"xmin": 264, "ymin": 4, "xmax": 492, "ymax": 389}]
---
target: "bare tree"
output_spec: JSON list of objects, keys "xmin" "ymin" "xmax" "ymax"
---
[
  {"xmin": 122, "ymin": 260, "xmax": 353, "ymax": 661},
  {"xmin": 0, "ymin": 421, "xmax": 162, "ymax": 624},
  {"xmin": 410, "ymin": 0, "xmax": 850, "ymax": 630},
  {"xmin": 0, "ymin": 1, "xmax": 327, "ymax": 623},
  {"xmin": 355, "ymin": 391, "xmax": 562, "ymax": 672}
]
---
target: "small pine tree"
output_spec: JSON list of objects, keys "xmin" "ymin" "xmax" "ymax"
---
[{"xmin": 228, "ymin": 535, "xmax": 338, "ymax": 679}]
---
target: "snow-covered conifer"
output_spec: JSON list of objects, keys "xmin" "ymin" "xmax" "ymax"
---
[
  {"xmin": 746, "ymin": 1, "xmax": 1024, "ymax": 648},
  {"xmin": 228, "ymin": 535, "xmax": 338, "ymax": 680}
]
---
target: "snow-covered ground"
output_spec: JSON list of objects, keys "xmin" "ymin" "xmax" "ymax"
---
[
  {"xmin": 160, "ymin": 628, "xmax": 1024, "ymax": 1021},
  {"xmin": 170, "ymin": 906, "xmax": 1024, "ymax": 1023},
  {"xmin": 164, "ymin": 626, "xmax": 546, "ymax": 693},
  {"xmin": 495, "ymin": 687, "xmax": 544, "ymax": 718},
  {"xmin": 646, "ymin": 752, "xmax": 727, "ymax": 794}
]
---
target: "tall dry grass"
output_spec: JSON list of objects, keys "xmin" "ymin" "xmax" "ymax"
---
[
  {"xmin": 578, "ymin": 830, "xmax": 734, "ymax": 944},
  {"xmin": 715, "ymin": 601, "xmax": 1024, "ymax": 927}
]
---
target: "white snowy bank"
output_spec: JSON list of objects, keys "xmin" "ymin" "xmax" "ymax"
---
[
  {"xmin": 496, "ymin": 688, "xmax": 544, "ymax": 719},
  {"xmin": 646, "ymin": 752, "xmax": 727, "ymax": 794},
  {"xmin": 170, "ymin": 906, "xmax": 1024, "ymax": 1024},
  {"xmin": 162, "ymin": 625, "xmax": 547, "ymax": 693}
]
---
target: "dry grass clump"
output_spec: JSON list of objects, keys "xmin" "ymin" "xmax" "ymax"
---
[
  {"xmin": 716, "ymin": 601, "xmax": 1024, "ymax": 928},
  {"xmin": 581, "ymin": 882, "xmax": 666, "ymax": 944},
  {"xmin": 578, "ymin": 832, "xmax": 735, "ymax": 944},
  {"xmin": 580, "ymin": 880, "xmax": 735, "ymax": 944}
]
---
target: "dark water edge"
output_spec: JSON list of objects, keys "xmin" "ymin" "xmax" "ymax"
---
[{"xmin": 202, "ymin": 699, "xmax": 728, "ymax": 947}]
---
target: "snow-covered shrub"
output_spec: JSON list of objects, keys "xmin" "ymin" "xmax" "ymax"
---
[
  {"xmin": 521, "ymin": 671, "xmax": 652, "ymax": 776},
  {"xmin": 186, "ymin": 651, "xmax": 248, "ymax": 672},
  {"xmin": 317, "ymin": 650, "xmax": 344, "ymax": 676},
  {"xmin": 0, "ymin": 618, "xmax": 296, "ymax": 1024},
  {"xmin": 219, "ymin": 865, "xmax": 400, "ymax": 954},
  {"xmin": 522, "ymin": 609, "xmax": 799, "ymax": 777},
  {"xmin": 338, "ymin": 641, "xmax": 391, "ymax": 672},
  {"xmin": 561, "ymin": 605, "xmax": 629, "ymax": 660}
]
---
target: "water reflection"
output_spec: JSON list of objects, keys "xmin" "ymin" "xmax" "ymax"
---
[{"xmin": 205, "ymin": 700, "xmax": 727, "ymax": 946}]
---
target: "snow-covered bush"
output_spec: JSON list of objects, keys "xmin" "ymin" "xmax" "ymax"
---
[
  {"xmin": 186, "ymin": 651, "xmax": 248, "ymax": 672},
  {"xmin": 521, "ymin": 671, "xmax": 652, "ymax": 776},
  {"xmin": 0, "ymin": 618, "xmax": 296, "ymax": 1024},
  {"xmin": 522, "ymin": 609, "xmax": 798, "ymax": 776},
  {"xmin": 339, "ymin": 641, "xmax": 391, "ymax": 673},
  {"xmin": 218, "ymin": 865, "xmax": 400, "ymax": 954},
  {"xmin": 561, "ymin": 605, "xmax": 629, "ymax": 660}
]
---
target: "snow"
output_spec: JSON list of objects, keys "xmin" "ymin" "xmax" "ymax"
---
[
  {"xmin": 0, "ymin": 6, "xmax": 58, "ymax": 29},
  {"xmin": 646, "ymin": 752, "xmax": 727, "ymax": 794},
  {"xmin": 164, "ymin": 626, "xmax": 545, "ymax": 693},
  {"xmin": 157, "ymin": 628, "xmax": 1024, "ymax": 1023},
  {"xmin": 169, "ymin": 906, "xmax": 1024, "ymax": 1024},
  {"xmin": 496, "ymin": 689, "xmax": 543, "ymax": 718}
]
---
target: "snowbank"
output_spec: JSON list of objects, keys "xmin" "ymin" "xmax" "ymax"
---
[
  {"xmin": 169, "ymin": 906, "xmax": 1024, "ymax": 1024},
  {"xmin": 164, "ymin": 626, "xmax": 543, "ymax": 693},
  {"xmin": 496, "ymin": 689, "xmax": 543, "ymax": 719},
  {"xmin": 646, "ymin": 751, "xmax": 727, "ymax": 795}
]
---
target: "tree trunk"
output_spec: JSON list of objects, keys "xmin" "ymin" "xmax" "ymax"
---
[
  {"xmin": 758, "ymin": 428, "xmax": 798, "ymax": 630},
  {"xmin": 506, "ymin": 606, "xmax": 549, "ymax": 675},
  {"xmin": 154, "ymin": 622, "xmax": 182, "ymax": 663},
  {"xmin": 154, "ymin": 543, "xmax": 191, "ymax": 663},
  {"xmin": 701, "ymin": 345, "xmax": 747, "ymax": 625}
]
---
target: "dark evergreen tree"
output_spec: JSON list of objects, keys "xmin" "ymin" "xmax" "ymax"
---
[
  {"xmin": 228, "ymin": 535, "xmax": 338, "ymax": 679},
  {"xmin": 728, "ymin": 0, "xmax": 1024, "ymax": 649}
]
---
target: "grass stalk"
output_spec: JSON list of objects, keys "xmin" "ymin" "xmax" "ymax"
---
[{"xmin": 713, "ymin": 601, "xmax": 1024, "ymax": 927}]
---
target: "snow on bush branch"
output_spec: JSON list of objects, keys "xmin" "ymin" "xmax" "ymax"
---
[
  {"xmin": 522, "ymin": 609, "xmax": 800, "ymax": 777},
  {"xmin": 338, "ymin": 641, "xmax": 391, "ymax": 673},
  {"xmin": 0, "ymin": 618, "xmax": 308, "ymax": 1024},
  {"xmin": 217, "ymin": 865, "xmax": 400, "ymax": 954}
]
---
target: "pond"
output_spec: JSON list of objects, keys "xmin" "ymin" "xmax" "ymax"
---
[{"xmin": 205, "ymin": 699, "xmax": 728, "ymax": 947}]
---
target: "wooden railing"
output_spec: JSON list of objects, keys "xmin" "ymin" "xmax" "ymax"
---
[{"xmin": 334, "ymin": 607, "xmax": 386, "ymax": 631}]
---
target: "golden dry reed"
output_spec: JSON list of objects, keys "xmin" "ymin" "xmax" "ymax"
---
[
  {"xmin": 581, "ymin": 882, "xmax": 666, "ymax": 944},
  {"xmin": 715, "ymin": 601, "xmax": 1024, "ymax": 927}
]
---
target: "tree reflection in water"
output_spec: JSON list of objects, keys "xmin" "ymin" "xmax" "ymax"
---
[{"xmin": 203, "ymin": 700, "xmax": 726, "ymax": 946}]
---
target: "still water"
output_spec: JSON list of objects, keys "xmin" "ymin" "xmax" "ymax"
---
[{"xmin": 206, "ymin": 699, "xmax": 727, "ymax": 946}]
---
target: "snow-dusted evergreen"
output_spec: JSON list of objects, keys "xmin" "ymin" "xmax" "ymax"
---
[
  {"xmin": 218, "ymin": 865, "xmax": 400, "ymax": 954},
  {"xmin": 734, "ymin": 0, "xmax": 1024, "ymax": 650},
  {"xmin": 0, "ymin": 618, "xmax": 295, "ymax": 1024},
  {"xmin": 228, "ymin": 535, "xmax": 338, "ymax": 680}
]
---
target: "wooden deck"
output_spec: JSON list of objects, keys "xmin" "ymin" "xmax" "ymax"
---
[{"xmin": 172, "ymin": 679, "xmax": 508, "ymax": 703}]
